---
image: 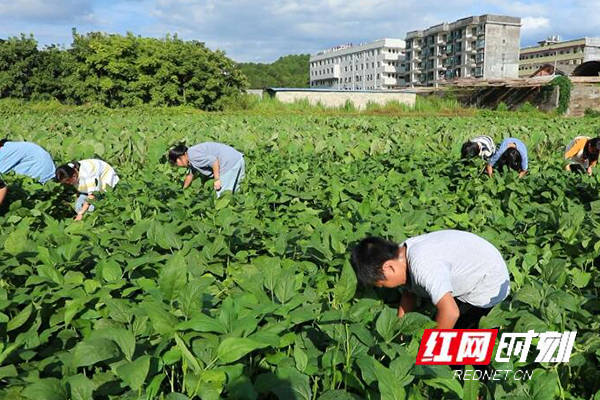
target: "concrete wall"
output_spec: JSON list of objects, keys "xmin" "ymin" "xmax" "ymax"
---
[
  {"xmin": 418, "ymin": 85, "xmax": 558, "ymax": 111},
  {"xmin": 568, "ymin": 81, "xmax": 600, "ymax": 116},
  {"xmin": 484, "ymin": 23, "xmax": 521, "ymax": 79},
  {"xmin": 269, "ymin": 90, "xmax": 415, "ymax": 110},
  {"xmin": 246, "ymin": 89, "xmax": 263, "ymax": 98}
]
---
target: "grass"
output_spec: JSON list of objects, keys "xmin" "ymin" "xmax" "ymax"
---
[{"xmin": 0, "ymin": 93, "xmax": 562, "ymax": 119}]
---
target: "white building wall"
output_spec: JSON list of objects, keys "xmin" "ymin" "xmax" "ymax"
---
[{"xmin": 309, "ymin": 39, "xmax": 406, "ymax": 90}]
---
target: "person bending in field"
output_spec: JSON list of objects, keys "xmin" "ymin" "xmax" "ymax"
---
[
  {"xmin": 55, "ymin": 159, "xmax": 119, "ymax": 221},
  {"xmin": 564, "ymin": 136, "xmax": 600, "ymax": 175},
  {"xmin": 0, "ymin": 138, "xmax": 56, "ymax": 207},
  {"xmin": 460, "ymin": 135, "xmax": 496, "ymax": 161},
  {"xmin": 168, "ymin": 143, "xmax": 245, "ymax": 198},
  {"xmin": 350, "ymin": 230, "xmax": 510, "ymax": 329},
  {"xmin": 486, "ymin": 137, "xmax": 528, "ymax": 178}
]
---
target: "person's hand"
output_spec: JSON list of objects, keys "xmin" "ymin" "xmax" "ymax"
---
[
  {"xmin": 74, "ymin": 213, "xmax": 84, "ymax": 221},
  {"xmin": 587, "ymin": 167, "xmax": 593, "ymax": 176},
  {"xmin": 214, "ymin": 179, "xmax": 222, "ymax": 191}
]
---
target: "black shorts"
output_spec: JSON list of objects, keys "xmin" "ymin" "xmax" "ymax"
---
[{"xmin": 455, "ymin": 300, "xmax": 492, "ymax": 329}]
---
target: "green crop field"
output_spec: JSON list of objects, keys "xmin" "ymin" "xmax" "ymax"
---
[{"xmin": 1, "ymin": 101, "xmax": 600, "ymax": 400}]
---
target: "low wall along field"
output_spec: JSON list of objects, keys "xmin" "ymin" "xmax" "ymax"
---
[
  {"xmin": 1, "ymin": 103, "xmax": 600, "ymax": 399},
  {"xmin": 271, "ymin": 90, "xmax": 416, "ymax": 110}
]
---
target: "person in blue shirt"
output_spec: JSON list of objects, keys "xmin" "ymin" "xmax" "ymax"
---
[
  {"xmin": 0, "ymin": 139, "xmax": 56, "ymax": 206},
  {"xmin": 486, "ymin": 138, "xmax": 528, "ymax": 178}
]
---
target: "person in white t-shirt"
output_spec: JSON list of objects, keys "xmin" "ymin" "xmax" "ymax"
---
[
  {"xmin": 350, "ymin": 230, "xmax": 510, "ymax": 329},
  {"xmin": 55, "ymin": 159, "xmax": 119, "ymax": 221}
]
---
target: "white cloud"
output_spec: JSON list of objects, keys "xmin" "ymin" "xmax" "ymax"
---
[{"xmin": 521, "ymin": 16, "xmax": 550, "ymax": 32}]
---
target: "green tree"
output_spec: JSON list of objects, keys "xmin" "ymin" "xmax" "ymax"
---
[
  {"xmin": 238, "ymin": 54, "xmax": 309, "ymax": 88},
  {"xmin": 0, "ymin": 31, "xmax": 248, "ymax": 110},
  {"xmin": 0, "ymin": 35, "xmax": 39, "ymax": 98}
]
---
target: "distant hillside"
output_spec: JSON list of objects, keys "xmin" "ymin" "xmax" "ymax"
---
[{"xmin": 238, "ymin": 54, "xmax": 309, "ymax": 89}]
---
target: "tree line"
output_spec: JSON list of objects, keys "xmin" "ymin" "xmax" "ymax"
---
[
  {"xmin": 237, "ymin": 54, "xmax": 310, "ymax": 89},
  {"xmin": 0, "ymin": 31, "xmax": 248, "ymax": 110}
]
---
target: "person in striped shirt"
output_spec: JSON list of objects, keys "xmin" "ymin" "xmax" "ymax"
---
[
  {"xmin": 564, "ymin": 136, "xmax": 600, "ymax": 175},
  {"xmin": 461, "ymin": 135, "xmax": 496, "ymax": 161},
  {"xmin": 55, "ymin": 159, "xmax": 119, "ymax": 220}
]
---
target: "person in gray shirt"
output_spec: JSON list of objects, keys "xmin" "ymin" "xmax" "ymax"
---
[
  {"xmin": 168, "ymin": 142, "xmax": 245, "ymax": 197},
  {"xmin": 350, "ymin": 230, "xmax": 510, "ymax": 329}
]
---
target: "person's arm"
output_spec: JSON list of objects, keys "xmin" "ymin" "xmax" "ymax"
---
[
  {"xmin": 74, "ymin": 193, "xmax": 94, "ymax": 221},
  {"xmin": 183, "ymin": 172, "xmax": 194, "ymax": 189},
  {"xmin": 518, "ymin": 142, "xmax": 528, "ymax": 174},
  {"xmin": 212, "ymin": 159, "xmax": 221, "ymax": 191},
  {"xmin": 435, "ymin": 292, "xmax": 460, "ymax": 329},
  {"xmin": 588, "ymin": 160, "xmax": 597, "ymax": 175},
  {"xmin": 0, "ymin": 183, "xmax": 7, "ymax": 207},
  {"xmin": 487, "ymin": 139, "xmax": 508, "ymax": 176},
  {"xmin": 398, "ymin": 291, "xmax": 416, "ymax": 318}
]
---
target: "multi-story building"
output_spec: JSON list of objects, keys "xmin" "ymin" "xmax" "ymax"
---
[
  {"xmin": 519, "ymin": 36, "xmax": 600, "ymax": 77},
  {"xmin": 309, "ymin": 39, "xmax": 405, "ymax": 90},
  {"xmin": 404, "ymin": 15, "xmax": 521, "ymax": 87}
]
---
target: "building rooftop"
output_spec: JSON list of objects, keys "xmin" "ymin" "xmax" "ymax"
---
[
  {"xmin": 521, "ymin": 37, "xmax": 600, "ymax": 51},
  {"xmin": 310, "ymin": 38, "xmax": 405, "ymax": 60}
]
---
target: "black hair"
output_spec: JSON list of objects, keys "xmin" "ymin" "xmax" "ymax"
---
[
  {"xmin": 461, "ymin": 141, "xmax": 480, "ymax": 159},
  {"xmin": 350, "ymin": 237, "xmax": 399, "ymax": 286},
  {"xmin": 584, "ymin": 138, "xmax": 600, "ymax": 163},
  {"xmin": 0, "ymin": 139, "xmax": 7, "ymax": 147},
  {"xmin": 168, "ymin": 145, "xmax": 188, "ymax": 164},
  {"xmin": 55, "ymin": 162, "xmax": 80, "ymax": 182},
  {"xmin": 495, "ymin": 147, "xmax": 522, "ymax": 172}
]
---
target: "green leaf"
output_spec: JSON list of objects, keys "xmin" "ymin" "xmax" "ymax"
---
[
  {"xmin": 256, "ymin": 368, "xmax": 312, "ymax": 400},
  {"xmin": 7, "ymin": 303, "xmax": 33, "ymax": 332},
  {"xmin": 376, "ymin": 306, "xmax": 399, "ymax": 342},
  {"xmin": 373, "ymin": 360, "xmax": 406, "ymax": 400},
  {"xmin": 116, "ymin": 355, "xmax": 151, "ymax": 390},
  {"xmin": 4, "ymin": 226, "xmax": 31, "ymax": 256},
  {"xmin": 72, "ymin": 338, "xmax": 120, "ymax": 367},
  {"xmin": 462, "ymin": 366, "xmax": 479, "ymax": 400},
  {"xmin": 293, "ymin": 345, "xmax": 308, "ymax": 372},
  {"xmin": 319, "ymin": 390, "xmax": 359, "ymax": 400},
  {"xmin": 22, "ymin": 378, "xmax": 67, "ymax": 400},
  {"xmin": 144, "ymin": 302, "xmax": 178, "ymax": 336},
  {"xmin": 424, "ymin": 377, "xmax": 463, "ymax": 398},
  {"xmin": 274, "ymin": 269, "xmax": 295, "ymax": 304},
  {"xmin": 174, "ymin": 333, "xmax": 201, "ymax": 373},
  {"xmin": 333, "ymin": 261, "xmax": 357, "ymax": 305},
  {"xmin": 176, "ymin": 313, "xmax": 227, "ymax": 334},
  {"xmin": 165, "ymin": 393, "xmax": 191, "ymax": 400},
  {"xmin": 530, "ymin": 369, "xmax": 558, "ymax": 400},
  {"xmin": 159, "ymin": 252, "xmax": 188, "ymax": 301},
  {"xmin": 0, "ymin": 364, "xmax": 18, "ymax": 379},
  {"xmin": 91, "ymin": 327, "xmax": 136, "ymax": 361},
  {"xmin": 572, "ymin": 269, "xmax": 591, "ymax": 288},
  {"xmin": 67, "ymin": 374, "xmax": 96, "ymax": 400},
  {"xmin": 99, "ymin": 259, "xmax": 123, "ymax": 282},
  {"xmin": 216, "ymin": 337, "xmax": 268, "ymax": 364}
]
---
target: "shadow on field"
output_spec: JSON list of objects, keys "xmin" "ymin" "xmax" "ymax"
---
[{"xmin": 0, "ymin": 181, "xmax": 75, "ymax": 220}]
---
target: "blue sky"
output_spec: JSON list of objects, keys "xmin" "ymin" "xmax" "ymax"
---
[{"xmin": 1, "ymin": 0, "xmax": 598, "ymax": 62}]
